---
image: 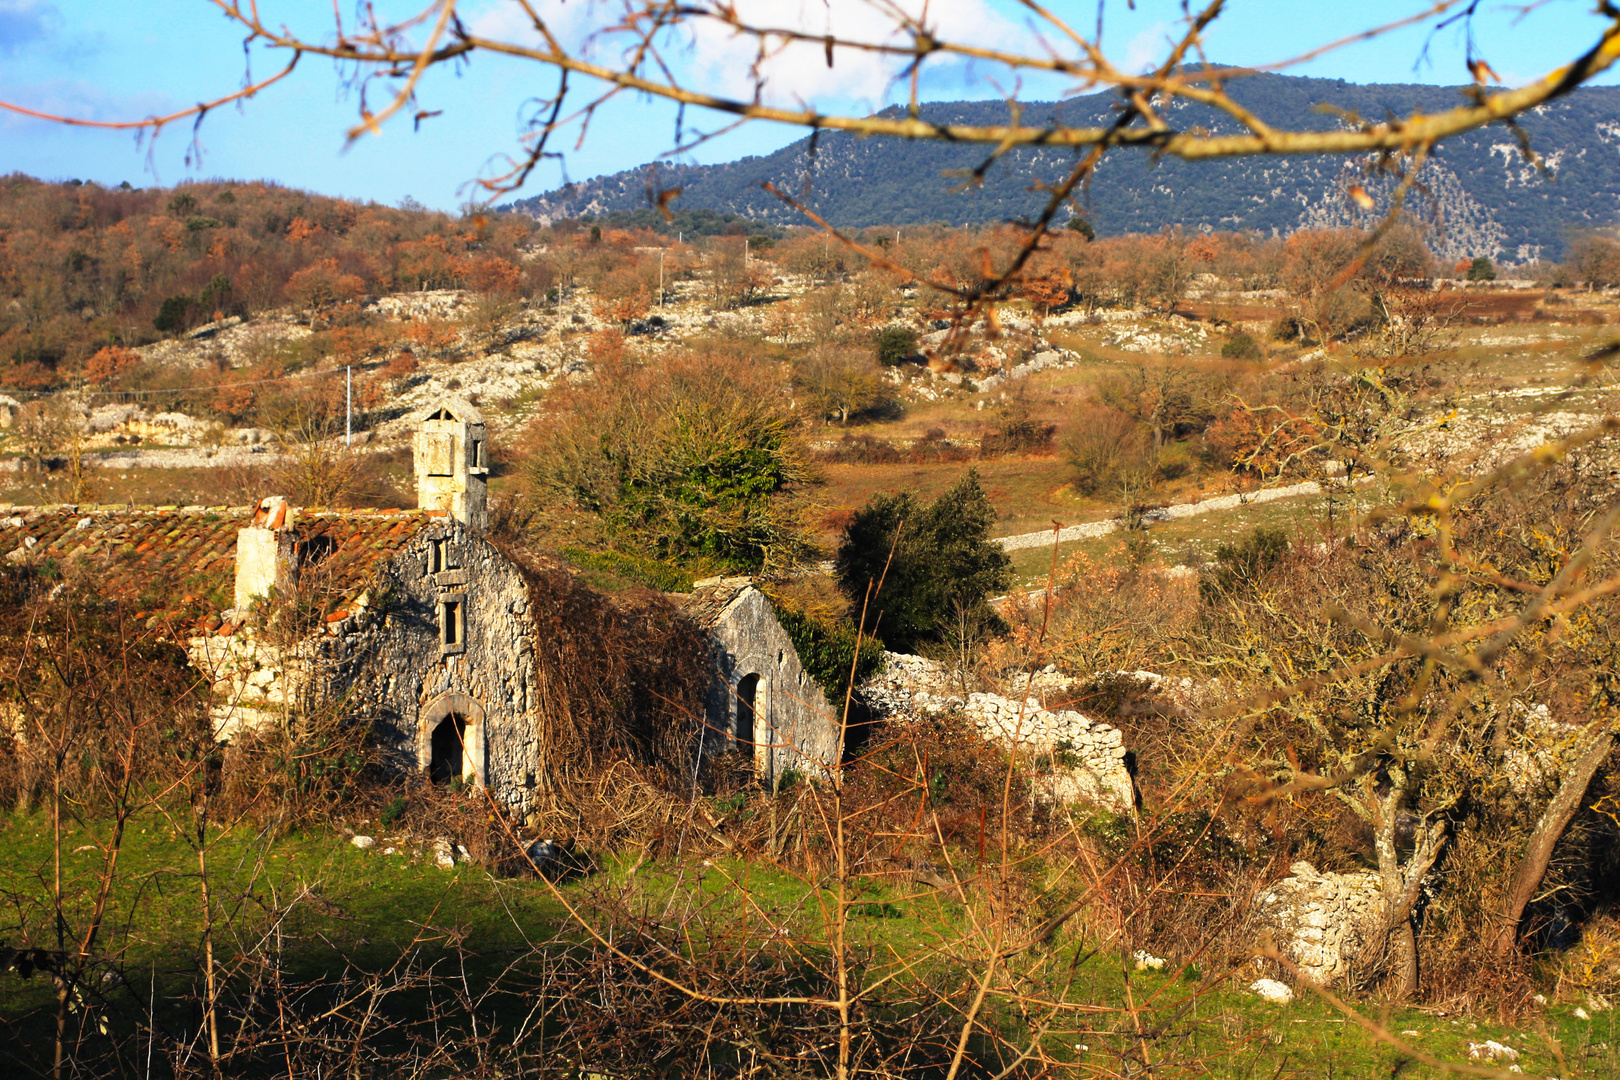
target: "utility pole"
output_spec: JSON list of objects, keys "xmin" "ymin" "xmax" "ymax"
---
[
  {"xmin": 659, "ymin": 249, "xmax": 665, "ymax": 307},
  {"xmin": 345, "ymin": 366, "xmax": 352, "ymax": 448}
]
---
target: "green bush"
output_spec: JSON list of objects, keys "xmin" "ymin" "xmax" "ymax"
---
[
  {"xmin": 1201, "ymin": 525, "xmax": 1289, "ymax": 599},
  {"xmin": 1220, "ymin": 330, "xmax": 1262, "ymax": 359},
  {"xmin": 562, "ymin": 547, "xmax": 695, "ymax": 592},
  {"xmin": 1065, "ymin": 215, "xmax": 1096, "ymax": 241},
  {"xmin": 1467, "ymin": 255, "xmax": 1497, "ymax": 281},
  {"xmin": 379, "ymin": 796, "xmax": 407, "ymax": 827},
  {"xmin": 874, "ymin": 325, "xmax": 919, "ymax": 366},
  {"xmin": 773, "ymin": 604, "xmax": 886, "ymax": 701},
  {"xmin": 152, "ymin": 294, "xmax": 194, "ymax": 335}
]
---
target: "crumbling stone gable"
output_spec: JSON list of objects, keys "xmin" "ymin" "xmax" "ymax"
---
[{"xmin": 687, "ymin": 578, "xmax": 840, "ymax": 784}]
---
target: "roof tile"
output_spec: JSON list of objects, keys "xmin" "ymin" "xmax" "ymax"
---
[{"xmin": 0, "ymin": 505, "xmax": 435, "ymax": 637}]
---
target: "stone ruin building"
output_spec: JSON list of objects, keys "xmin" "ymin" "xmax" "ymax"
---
[
  {"xmin": 682, "ymin": 577, "xmax": 841, "ymax": 787},
  {"xmin": 0, "ymin": 397, "xmax": 842, "ymax": 814}
]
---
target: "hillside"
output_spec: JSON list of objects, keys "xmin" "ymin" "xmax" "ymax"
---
[
  {"xmin": 504, "ymin": 72, "xmax": 1620, "ymax": 262},
  {"xmin": 0, "ymin": 176, "xmax": 545, "ymax": 388}
]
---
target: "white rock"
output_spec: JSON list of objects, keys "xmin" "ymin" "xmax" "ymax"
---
[
  {"xmin": 1468, "ymin": 1041, "xmax": 1519, "ymax": 1063},
  {"xmin": 432, "ymin": 838, "xmax": 457, "ymax": 870},
  {"xmin": 1249, "ymin": 978, "xmax": 1294, "ymax": 1004},
  {"xmin": 1574, "ymin": 1007, "xmax": 1591, "ymax": 1020},
  {"xmin": 1133, "ymin": 951, "xmax": 1167, "ymax": 972},
  {"xmin": 350, "ymin": 834, "xmax": 375, "ymax": 850}
]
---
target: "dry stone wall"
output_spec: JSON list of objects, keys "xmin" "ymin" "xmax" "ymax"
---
[
  {"xmin": 1252, "ymin": 861, "xmax": 1387, "ymax": 986},
  {"xmin": 1503, "ymin": 702, "xmax": 1586, "ymax": 797},
  {"xmin": 863, "ymin": 653, "xmax": 1135, "ymax": 813}
]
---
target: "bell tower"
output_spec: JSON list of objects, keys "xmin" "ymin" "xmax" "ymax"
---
[{"xmin": 413, "ymin": 397, "xmax": 488, "ymax": 529}]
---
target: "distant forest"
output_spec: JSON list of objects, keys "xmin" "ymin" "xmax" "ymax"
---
[{"xmin": 8, "ymin": 168, "xmax": 1620, "ymax": 395}]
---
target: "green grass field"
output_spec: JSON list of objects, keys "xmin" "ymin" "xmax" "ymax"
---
[{"xmin": 4, "ymin": 811, "xmax": 1616, "ymax": 1078}]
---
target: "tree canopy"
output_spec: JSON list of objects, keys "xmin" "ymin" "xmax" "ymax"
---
[
  {"xmin": 834, "ymin": 470, "xmax": 1012, "ymax": 653},
  {"xmin": 520, "ymin": 349, "xmax": 815, "ymax": 573}
]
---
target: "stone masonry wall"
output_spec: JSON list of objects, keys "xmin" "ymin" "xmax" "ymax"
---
[
  {"xmin": 864, "ymin": 653, "xmax": 1135, "ymax": 813},
  {"xmin": 701, "ymin": 587, "xmax": 840, "ymax": 783},
  {"xmin": 1252, "ymin": 860, "xmax": 1388, "ymax": 986},
  {"xmin": 187, "ymin": 632, "xmax": 299, "ymax": 740},
  {"xmin": 313, "ymin": 521, "xmax": 538, "ymax": 814}
]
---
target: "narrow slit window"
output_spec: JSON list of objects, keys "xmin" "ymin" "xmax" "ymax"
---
[
  {"xmin": 471, "ymin": 439, "xmax": 484, "ymax": 469},
  {"xmin": 440, "ymin": 598, "xmax": 465, "ymax": 652},
  {"xmin": 427, "ymin": 539, "xmax": 445, "ymax": 575}
]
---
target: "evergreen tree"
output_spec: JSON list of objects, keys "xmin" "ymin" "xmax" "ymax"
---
[{"xmin": 834, "ymin": 469, "xmax": 1012, "ymax": 653}]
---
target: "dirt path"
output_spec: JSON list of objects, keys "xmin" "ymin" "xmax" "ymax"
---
[{"xmin": 995, "ymin": 480, "xmax": 1333, "ymax": 551}]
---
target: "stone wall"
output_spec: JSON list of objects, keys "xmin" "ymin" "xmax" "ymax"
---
[
  {"xmin": 186, "ymin": 631, "xmax": 300, "ymax": 740},
  {"xmin": 294, "ymin": 521, "xmax": 539, "ymax": 813},
  {"xmin": 344, "ymin": 520, "xmax": 535, "ymax": 811},
  {"xmin": 412, "ymin": 399, "xmax": 488, "ymax": 529},
  {"xmin": 1504, "ymin": 701, "xmax": 1585, "ymax": 797},
  {"xmin": 863, "ymin": 653, "xmax": 1135, "ymax": 813},
  {"xmin": 698, "ymin": 586, "xmax": 839, "ymax": 783},
  {"xmin": 193, "ymin": 520, "xmax": 539, "ymax": 812},
  {"xmin": 1252, "ymin": 861, "xmax": 1387, "ymax": 986}
]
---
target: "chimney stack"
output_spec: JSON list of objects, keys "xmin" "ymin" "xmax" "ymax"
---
[{"xmin": 235, "ymin": 495, "xmax": 299, "ymax": 613}]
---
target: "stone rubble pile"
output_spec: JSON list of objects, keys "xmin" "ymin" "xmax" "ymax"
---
[
  {"xmin": 976, "ymin": 348, "xmax": 1079, "ymax": 393},
  {"xmin": 1248, "ymin": 978, "xmax": 1295, "ymax": 1004},
  {"xmin": 1105, "ymin": 316, "xmax": 1210, "ymax": 354},
  {"xmin": 1252, "ymin": 860, "xmax": 1387, "ymax": 987},
  {"xmin": 1467, "ymin": 1040, "xmax": 1519, "ymax": 1064},
  {"xmin": 862, "ymin": 652, "xmax": 1135, "ymax": 813}
]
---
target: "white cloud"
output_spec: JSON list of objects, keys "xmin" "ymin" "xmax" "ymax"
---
[
  {"xmin": 465, "ymin": 0, "xmax": 1035, "ymax": 112},
  {"xmin": 1123, "ymin": 20, "xmax": 1173, "ymax": 76},
  {"xmin": 0, "ymin": 0, "xmax": 58, "ymax": 56}
]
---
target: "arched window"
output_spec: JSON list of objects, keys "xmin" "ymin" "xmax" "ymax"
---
[
  {"xmin": 419, "ymin": 692, "xmax": 485, "ymax": 788},
  {"xmin": 735, "ymin": 673, "xmax": 760, "ymax": 751}
]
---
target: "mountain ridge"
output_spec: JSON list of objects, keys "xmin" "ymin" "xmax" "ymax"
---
[{"xmin": 502, "ymin": 73, "xmax": 1620, "ymax": 261}]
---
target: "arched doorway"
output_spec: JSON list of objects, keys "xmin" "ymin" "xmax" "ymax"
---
[
  {"xmin": 418, "ymin": 692, "xmax": 485, "ymax": 788},
  {"xmin": 428, "ymin": 715, "xmax": 466, "ymax": 785},
  {"xmin": 735, "ymin": 673, "xmax": 760, "ymax": 751}
]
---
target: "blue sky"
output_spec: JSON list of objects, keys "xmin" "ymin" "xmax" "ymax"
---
[{"xmin": 1, "ymin": 1, "xmax": 1613, "ymax": 211}]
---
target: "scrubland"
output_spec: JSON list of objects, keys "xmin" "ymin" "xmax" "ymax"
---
[{"xmin": 6, "ymin": 176, "xmax": 1620, "ymax": 1076}]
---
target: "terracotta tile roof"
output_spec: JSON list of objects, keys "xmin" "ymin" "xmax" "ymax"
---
[{"xmin": 0, "ymin": 503, "xmax": 442, "ymax": 637}]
